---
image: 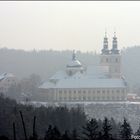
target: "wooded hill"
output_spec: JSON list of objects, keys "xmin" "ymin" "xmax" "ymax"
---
[{"xmin": 0, "ymin": 46, "xmax": 140, "ymax": 92}]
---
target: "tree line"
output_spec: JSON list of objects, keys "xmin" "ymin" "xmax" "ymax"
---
[{"xmin": 1, "ymin": 95, "xmax": 140, "ymax": 140}]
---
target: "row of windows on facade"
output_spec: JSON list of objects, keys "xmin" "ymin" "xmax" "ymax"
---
[
  {"xmin": 101, "ymin": 58, "xmax": 119, "ymax": 63},
  {"xmin": 57, "ymin": 89, "xmax": 125, "ymax": 94},
  {"xmin": 47, "ymin": 94, "xmax": 126, "ymax": 101},
  {"xmin": 56, "ymin": 93, "xmax": 126, "ymax": 100}
]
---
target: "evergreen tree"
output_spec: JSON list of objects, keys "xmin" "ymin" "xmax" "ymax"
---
[
  {"xmin": 97, "ymin": 132, "xmax": 103, "ymax": 140},
  {"xmin": 83, "ymin": 118, "xmax": 99, "ymax": 140},
  {"xmin": 44, "ymin": 125, "xmax": 53, "ymax": 140},
  {"xmin": 61, "ymin": 130, "xmax": 71, "ymax": 140},
  {"xmin": 97, "ymin": 119, "xmax": 102, "ymax": 132},
  {"xmin": 71, "ymin": 129, "xmax": 79, "ymax": 140},
  {"xmin": 52, "ymin": 126, "xmax": 61, "ymax": 140},
  {"xmin": 135, "ymin": 123, "xmax": 140, "ymax": 136},
  {"xmin": 102, "ymin": 117, "xmax": 112, "ymax": 140},
  {"xmin": 110, "ymin": 118, "xmax": 120, "ymax": 140},
  {"xmin": 44, "ymin": 125, "xmax": 61, "ymax": 140},
  {"xmin": 120, "ymin": 118, "xmax": 132, "ymax": 140}
]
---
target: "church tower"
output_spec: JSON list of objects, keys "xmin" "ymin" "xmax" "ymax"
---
[
  {"xmin": 109, "ymin": 32, "xmax": 121, "ymax": 78},
  {"xmin": 111, "ymin": 32, "xmax": 119, "ymax": 54},
  {"xmin": 100, "ymin": 32, "xmax": 122, "ymax": 78},
  {"xmin": 101, "ymin": 31, "xmax": 109, "ymax": 55},
  {"xmin": 100, "ymin": 32, "xmax": 110, "ymax": 67}
]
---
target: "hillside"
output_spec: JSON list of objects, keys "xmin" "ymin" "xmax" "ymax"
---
[{"xmin": 0, "ymin": 47, "xmax": 140, "ymax": 90}]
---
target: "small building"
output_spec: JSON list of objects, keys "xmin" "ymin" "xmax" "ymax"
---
[
  {"xmin": 0, "ymin": 73, "xmax": 17, "ymax": 94},
  {"xmin": 39, "ymin": 32, "xmax": 128, "ymax": 102}
]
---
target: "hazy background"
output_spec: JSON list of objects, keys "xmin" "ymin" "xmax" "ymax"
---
[
  {"xmin": 1, "ymin": 2, "xmax": 140, "ymax": 135},
  {"xmin": 0, "ymin": 1, "xmax": 140, "ymax": 53}
]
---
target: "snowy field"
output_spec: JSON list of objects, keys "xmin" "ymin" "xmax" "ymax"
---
[{"xmin": 21, "ymin": 101, "xmax": 140, "ymax": 107}]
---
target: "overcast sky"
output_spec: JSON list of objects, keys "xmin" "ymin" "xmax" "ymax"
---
[{"xmin": 0, "ymin": 1, "xmax": 140, "ymax": 53}]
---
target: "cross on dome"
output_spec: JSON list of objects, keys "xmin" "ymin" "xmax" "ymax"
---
[
  {"xmin": 66, "ymin": 50, "xmax": 82, "ymax": 68},
  {"xmin": 105, "ymin": 29, "xmax": 107, "ymax": 38}
]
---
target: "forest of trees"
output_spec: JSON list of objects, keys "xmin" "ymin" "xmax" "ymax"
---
[{"xmin": 0, "ymin": 95, "xmax": 140, "ymax": 140}]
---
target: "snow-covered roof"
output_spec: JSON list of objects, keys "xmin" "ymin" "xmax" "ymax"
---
[
  {"xmin": 67, "ymin": 59, "xmax": 82, "ymax": 67},
  {"xmin": 48, "ymin": 66, "xmax": 109, "ymax": 81},
  {"xmin": 39, "ymin": 64, "xmax": 126, "ymax": 89},
  {"xmin": 0, "ymin": 73, "xmax": 15, "ymax": 82},
  {"xmin": 50, "ymin": 71, "xmax": 68, "ymax": 80},
  {"xmin": 40, "ymin": 77, "xmax": 126, "ymax": 89},
  {"xmin": 86, "ymin": 66, "xmax": 109, "ymax": 78}
]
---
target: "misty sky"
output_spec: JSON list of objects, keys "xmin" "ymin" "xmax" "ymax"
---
[{"xmin": 0, "ymin": 1, "xmax": 140, "ymax": 53}]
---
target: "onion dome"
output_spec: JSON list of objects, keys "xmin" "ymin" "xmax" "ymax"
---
[{"xmin": 66, "ymin": 50, "xmax": 82, "ymax": 68}]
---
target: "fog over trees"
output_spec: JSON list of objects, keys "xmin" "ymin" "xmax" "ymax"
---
[
  {"xmin": 0, "ymin": 46, "xmax": 140, "ymax": 92},
  {"xmin": 0, "ymin": 48, "xmax": 98, "ymax": 80}
]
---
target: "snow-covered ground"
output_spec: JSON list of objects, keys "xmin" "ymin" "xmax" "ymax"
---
[
  {"xmin": 21, "ymin": 101, "xmax": 140, "ymax": 132},
  {"xmin": 21, "ymin": 101, "xmax": 140, "ymax": 107}
]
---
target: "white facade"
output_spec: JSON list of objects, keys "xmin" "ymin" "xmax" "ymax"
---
[{"xmin": 39, "ymin": 34, "xmax": 127, "ymax": 102}]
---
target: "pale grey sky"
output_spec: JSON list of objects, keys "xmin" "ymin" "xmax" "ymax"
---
[{"xmin": 0, "ymin": 1, "xmax": 140, "ymax": 53}]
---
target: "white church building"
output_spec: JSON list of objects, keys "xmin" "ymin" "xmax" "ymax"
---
[{"xmin": 39, "ymin": 33, "xmax": 127, "ymax": 102}]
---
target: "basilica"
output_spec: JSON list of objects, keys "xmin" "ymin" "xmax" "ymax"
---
[{"xmin": 39, "ymin": 33, "xmax": 127, "ymax": 102}]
